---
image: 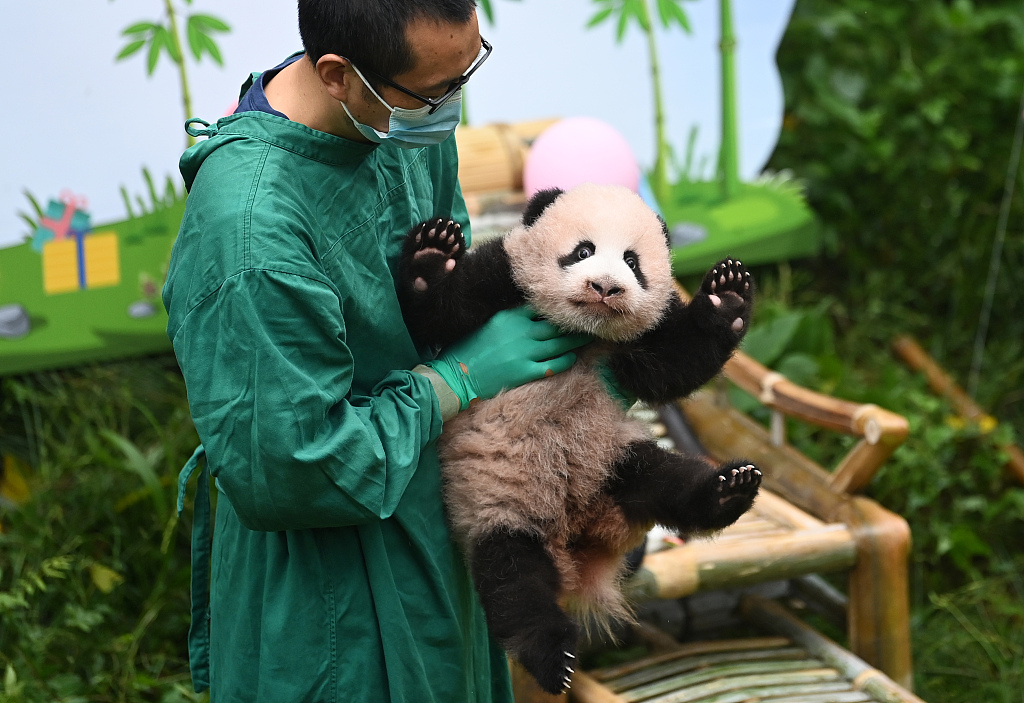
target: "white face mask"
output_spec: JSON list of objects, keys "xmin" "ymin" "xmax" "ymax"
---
[{"xmin": 340, "ymin": 64, "xmax": 462, "ymax": 149}]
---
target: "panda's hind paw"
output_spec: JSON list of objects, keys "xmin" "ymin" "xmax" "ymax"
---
[
  {"xmin": 515, "ymin": 622, "xmax": 579, "ymax": 695},
  {"xmin": 709, "ymin": 461, "xmax": 761, "ymax": 527},
  {"xmin": 403, "ymin": 218, "xmax": 466, "ymax": 292}
]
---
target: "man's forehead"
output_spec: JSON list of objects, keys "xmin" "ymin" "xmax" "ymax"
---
[{"xmin": 399, "ymin": 13, "xmax": 481, "ymax": 91}]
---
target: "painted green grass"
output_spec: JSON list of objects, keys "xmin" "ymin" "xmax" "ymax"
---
[
  {"xmin": 663, "ymin": 180, "xmax": 820, "ymax": 276},
  {"xmin": 0, "ymin": 200, "xmax": 185, "ymax": 376}
]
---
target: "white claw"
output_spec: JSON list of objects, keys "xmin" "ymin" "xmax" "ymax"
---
[
  {"xmin": 731, "ymin": 469, "xmax": 739, "ymax": 476},
  {"xmin": 719, "ymin": 475, "xmax": 727, "ymax": 481},
  {"xmin": 566, "ymin": 667, "xmax": 574, "ymax": 674},
  {"xmin": 565, "ymin": 651, "xmax": 576, "ymax": 659},
  {"xmin": 754, "ymin": 470, "xmax": 762, "ymax": 476}
]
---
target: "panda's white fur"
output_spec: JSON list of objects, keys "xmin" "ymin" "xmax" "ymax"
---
[{"xmin": 438, "ymin": 184, "xmax": 674, "ymax": 623}]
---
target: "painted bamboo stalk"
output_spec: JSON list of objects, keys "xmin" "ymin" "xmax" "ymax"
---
[
  {"xmin": 163, "ymin": 0, "xmax": 196, "ymax": 148},
  {"xmin": 639, "ymin": 0, "xmax": 671, "ymax": 206},
  {"xmin": 718, "ymin": 0, "xmax": 740, "ymax": 199},
  {"xmin": 892, "ymin": 334, "xmax": 1024, "ymax": 485},
  {"xmin": 742, "ymin": 595, "xmax": 924, "ymax": 702}
]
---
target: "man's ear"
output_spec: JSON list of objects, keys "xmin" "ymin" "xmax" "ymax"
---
[{"xmin": 316, "ymin": 54, "xmax": 355, "ymax": 102}]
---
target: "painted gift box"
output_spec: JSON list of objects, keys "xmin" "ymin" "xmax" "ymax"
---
[
  {"xmin": 42, "ymin": 231, "xmax": 121, "ymax": 295},
  {"xmin": 32, "ymin": 192, "xmax": 92, "ymax": 253},
  {"xmin": 33, "ymin": 191, "xmax": 122, "ymax": 295}
]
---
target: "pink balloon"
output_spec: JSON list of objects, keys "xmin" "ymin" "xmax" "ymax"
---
[{"xmin": 523, "ymin": 117, "xmax": 641, "ymax": 196}]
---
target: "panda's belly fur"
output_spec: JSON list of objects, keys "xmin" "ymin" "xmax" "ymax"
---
[{"xmin": 438, "ymin": 352, "xmax": 651, "ymax": 610}]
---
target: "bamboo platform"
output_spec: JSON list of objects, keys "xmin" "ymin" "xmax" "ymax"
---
[{"xmin": 570, "ymin": 596, "xmax": 925, "ymax": 703}]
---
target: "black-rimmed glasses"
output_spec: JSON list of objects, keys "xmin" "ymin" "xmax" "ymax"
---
[{"xmin": 356, "ymin": 37, "xmax": 492, "ymax": 114}]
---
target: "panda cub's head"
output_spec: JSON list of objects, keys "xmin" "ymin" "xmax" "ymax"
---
[{"xmin": 504, "ymin": 184, "xmax": 675, "ymax": 343}]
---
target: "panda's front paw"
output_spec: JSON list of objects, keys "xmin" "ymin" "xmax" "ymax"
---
[
  {"xmin": 710, "ymin": 461, "xmax": 761, "ymax": 528},
  {"xmin": 402, "ymin": 218, "xmax": 466, "ymax": 294},
  {"xmin": 697, "ymin": 258, "xmax": 754, "ymax": 335}
]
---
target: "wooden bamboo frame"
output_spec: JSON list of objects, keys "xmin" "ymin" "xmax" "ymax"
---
[
  {"xmin": 566, "ymin": 599, "xmax": 923, "ymax": 703},
  {"xmin": 741, "ymin": 595, "xmax": 926, "ymax": 703}
]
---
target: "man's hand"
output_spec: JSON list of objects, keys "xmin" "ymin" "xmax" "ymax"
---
[{"xmin": 425, "ymin": 306, "xmax": 591, "ymax": 410}]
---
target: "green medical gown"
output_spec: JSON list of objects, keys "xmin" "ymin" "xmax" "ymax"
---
[{"xmin": 163, "ymin": 111, "xmax": 513, "ymax": 703}]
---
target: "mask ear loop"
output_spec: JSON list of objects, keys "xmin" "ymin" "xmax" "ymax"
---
[{"xmin": 348, "ymin": 64, "xmax": 395, "ymax": 114}]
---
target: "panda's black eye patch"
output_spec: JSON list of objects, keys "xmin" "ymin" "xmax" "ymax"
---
[
  {"xmin": 624, "ymin": 249, "xmax": 647, "ymax": 288},
  {"xmin": 558, "ymin": 241, "xmax": 596, "ymax": 268}
]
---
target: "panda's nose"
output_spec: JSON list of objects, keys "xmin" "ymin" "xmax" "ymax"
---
[{"xmin": 591, "ymin": 281, "xmax": 623, "ymax": 297}]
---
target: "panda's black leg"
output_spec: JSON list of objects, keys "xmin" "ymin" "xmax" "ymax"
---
[
  {"xmin": 608, "ymin": 440, "xmax": 761, "ymax": 532},
  {"xmin": 471, "ymin": 530, "xmax": 578, "ymax": 695}
]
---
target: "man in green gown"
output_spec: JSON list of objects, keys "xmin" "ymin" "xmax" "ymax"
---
[{"xmin": 163, "ymin": 1, "xmax": 588, "ymax": 700}]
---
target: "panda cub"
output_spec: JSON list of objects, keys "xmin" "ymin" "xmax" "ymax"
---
[{"xmin": 399, "ymin": 184, "xmax": 761, "ymax": 695}]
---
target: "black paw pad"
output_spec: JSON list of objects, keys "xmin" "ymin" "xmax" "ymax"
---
[
  {"xmin": 710, "ymin": 461, "xmax": 761, "ymax": 526},
  {"xmin": 403, "ymin": 218, "xmax": 466, "ymax": 292},
  {"xmin": 698, "ymin": 258, "xmax": 753, "ymax": 332}
]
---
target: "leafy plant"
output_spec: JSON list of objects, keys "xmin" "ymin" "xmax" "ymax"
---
[
  {"xmin": 114, "ymin": 0, "xmax": 231, "ymax": 148},
  {"xmin": 767, "ymin": 0, "xmax": 1024, "ymax": 431},
  {"xmin": 477, "ymin": 0, "xmax": 522, "ymax": 25},
  {"xmin": 15, "ymin": 191, "xmax": 45, "ymax": 243},
  {"xmin": 588, "ymin": 0, "xmax": 694, "ymax": 205},
  {"xmin": 120, "ymin": 167, "xmax": 186, "ymax": 220},
  {"xmin": 0, "ymin": 358, "xmax": 204, "ymax": 702}
]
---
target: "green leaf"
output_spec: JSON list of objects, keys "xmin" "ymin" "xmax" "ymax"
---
[
  {"xmin": 657, "ymin": 0, "xmax": 692, "ymax": 32},
  {"xmin": 145, "ymin": 34, "xmax": 162, "ymax": 75},
  {"xmin": 628, "ymin": 0, "xmax": 650, "ymax": 33},
  {"xmin": 101, "ymin": 430, "xmax": 168, "ymax": 519},
  {"xmin": 121, "ymin": 21, "xmax": 156, "ymax": 37},
  {"xmin": 615, "ymin": 4, "xmax": 631, "ymax": 41},
  {"xmin": 196, "ymin": 30, "xmax": 224, "ymax": 66},
  {"xmin": 188, "ymin": 13, "xmax": 231, "ymax": 33},
  {"xmin": 116, "ymin": 39, "xmax": 147, "ymax": 61},
  {"xmin": 479, "ymin": 0, "xmax": 495, "ymax": 24},
  {"xmin": 587, "ymin": 7, "xmax": 615, "ymax": 28},
  {"xmin": 186, "ymin": 17, "xmax": 204, "ymax": 61}
]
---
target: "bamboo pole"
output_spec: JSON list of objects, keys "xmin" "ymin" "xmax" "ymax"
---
[
  {"xmin": 742, "ymin": 595, "xmax": 924, "ymax": 702},
  {"xmin": 836, "ymin": 497, "xmax": 914, "ymax": 691},
  {"xmin": 892, "ymin": 334, "xmax": 1024, "ymax": 486}
]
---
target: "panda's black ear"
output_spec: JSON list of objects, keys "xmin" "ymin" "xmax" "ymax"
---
[
  {"xmin": 657, "ymin": 215, "xmax": 671, "ymax": 246},
  {"xmin": 522, "ymin": 188, "xmax": 565, "ymax": 227}
]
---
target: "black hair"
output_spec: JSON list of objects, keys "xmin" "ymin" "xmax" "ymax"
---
[{"xmin": 298, "ymin": 0, "xmax": 476, "ymax": 89}]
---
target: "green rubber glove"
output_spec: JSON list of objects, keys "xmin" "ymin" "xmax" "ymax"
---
[{"xmin": 424, "ymin": 306, "xmax": 591, "ymax": 411}]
